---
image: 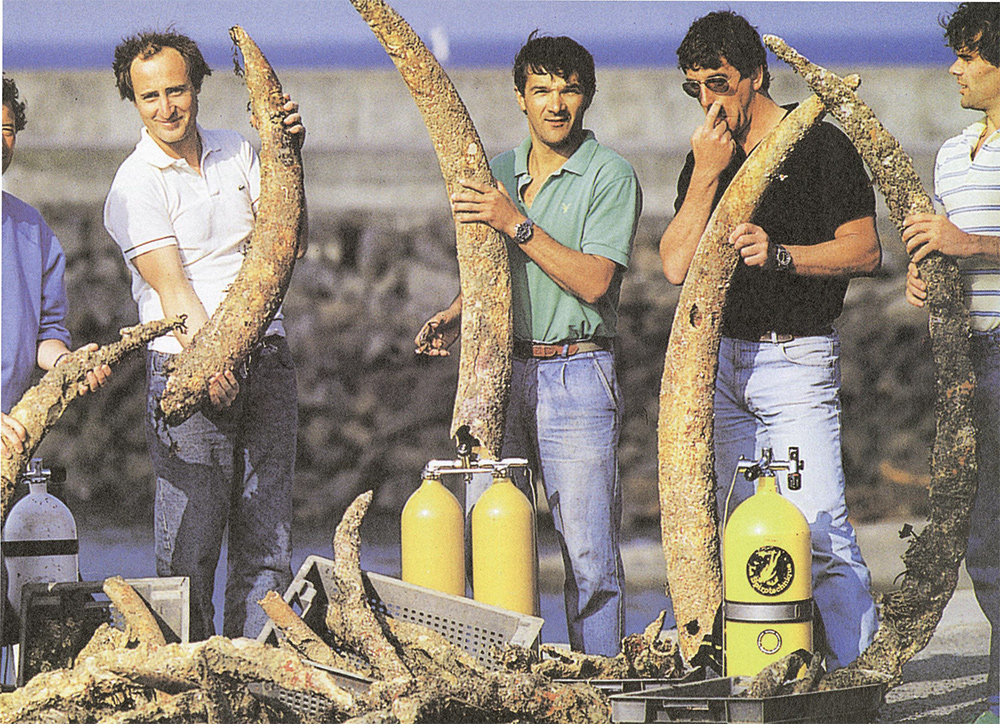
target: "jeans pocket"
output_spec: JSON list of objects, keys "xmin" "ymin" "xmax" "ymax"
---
[
  {"xmin": 263, "ymin": 337, "xmax": 295, "ymax": 369},
  {"xmin": 779, "ymin": 336, "xmax": 837, "ymax": 368},
  {"xmin": 589, "ymin": 353, "xmax": 622, "ymax": 412}
]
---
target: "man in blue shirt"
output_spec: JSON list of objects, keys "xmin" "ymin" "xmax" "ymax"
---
[
  {"xmin": 415, "ymin": 34, "xmax": 641, "ymax": 655},
  {"xmin": 2, "ymin": 75, "xmax": 109, "ymax": 456}
]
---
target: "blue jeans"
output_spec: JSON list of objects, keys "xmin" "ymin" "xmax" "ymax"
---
[
  {"xmin": 146, "ymin": 337, "xmax": 297, "ymax": 640},
  {"xmin": 714, "ymin": 333, "xmax": 878, "ymax": 671},
  {"xmin": 969, "ymin": 330, "xmax": 1000, "ymax": 714},
  {"xmin": 503, "ymin": 350, "xmax": 626, "ymax": 656}
]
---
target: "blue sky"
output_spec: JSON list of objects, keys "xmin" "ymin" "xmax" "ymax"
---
[{"xmin": 3, "ymin": 1, "xmax": 959, "ymax": 69}]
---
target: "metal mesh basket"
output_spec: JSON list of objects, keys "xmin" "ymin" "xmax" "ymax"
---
[{"xmin": 258, "ymin": 555, "xmax": 543, "ymax": 671}]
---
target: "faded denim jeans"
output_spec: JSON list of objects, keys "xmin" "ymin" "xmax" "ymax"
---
[
  {"xmin": 146, "ymin": 336, "xmax": 297, "ymax": 640},
  {"xmin": 503, "ymin": 350, "xmax": 626, "ymax": 656},
  {"xmin": 713, "ymin": 333, "xmax": 878, "ymax": 671},
  {"xmin": 969, "ymin": 329, "xmax": 1000, "ymax": 715}
]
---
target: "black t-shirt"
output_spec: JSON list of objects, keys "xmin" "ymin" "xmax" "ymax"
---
[{"xmin": 674, "ymin": 105, "xmax": 876, "ymax": 340}]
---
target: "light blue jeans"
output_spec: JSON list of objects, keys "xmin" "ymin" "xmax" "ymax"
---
[
  {"xmin": 146, "ymin": 337, "xmax": 297, "ymax": 641},
  {"xmin": 503, "ymin": 350, "xmax": 626, "ymax": 656},
  {"xmin": 714, "ymin": 333, "xmax": 878, "ymax": 671},
  {"xmin": 969, "ymin": 330, "xmax": 1000, "ymax": 715}
]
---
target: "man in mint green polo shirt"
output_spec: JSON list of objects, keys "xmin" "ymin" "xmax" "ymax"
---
[{"xmin": 415, "ymin": 32, "xmax": 642, "ymax": 656}]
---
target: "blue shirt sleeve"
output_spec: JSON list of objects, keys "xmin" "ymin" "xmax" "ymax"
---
[{"xmin": 2, "ymin": 194, "xmax": 72, "ymax": 411}]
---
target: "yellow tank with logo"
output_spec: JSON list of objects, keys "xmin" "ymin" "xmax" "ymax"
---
[{"xmin": 723, "ymin": 473, "xmax": 813, "ymax": 677}]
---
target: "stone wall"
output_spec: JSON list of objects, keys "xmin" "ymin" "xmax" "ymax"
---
[{"xmin": 5, "ymin": 66, "xmax": 967, "ymax": 526}]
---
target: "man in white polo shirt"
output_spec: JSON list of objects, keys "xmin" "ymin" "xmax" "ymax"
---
[
  {"xmin": 103, "ymin": 29, "xmax": 305, "ymax": 641},
  {"xmin": 904, "ymin": 4, "xmax": 999, "ymax": 722}
]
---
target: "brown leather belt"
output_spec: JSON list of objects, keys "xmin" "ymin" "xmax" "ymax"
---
[
  {"xmin": 513, "ymin": 338, "xmax": 612, "ymax": 359},
  {"xmin": 758, "ymin": 332, "xmax": 795, "ymax": 343}
]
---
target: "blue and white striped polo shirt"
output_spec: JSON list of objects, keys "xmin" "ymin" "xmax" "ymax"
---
[{"xmin": 934, "ymin": 119, "xmax": 1000, "ymax": 332}]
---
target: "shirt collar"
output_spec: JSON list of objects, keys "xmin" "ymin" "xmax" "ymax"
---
[
  {"xmin": 513, "ymin": 129, "xmax": 598, "ymax": 181},
  {"xmin": 961, "ymin": 118, "xmax": 1000, "ymax": 149},
  {"xmin": 135, "ymin": 124, "xmax": 219, "ymax": 169}
]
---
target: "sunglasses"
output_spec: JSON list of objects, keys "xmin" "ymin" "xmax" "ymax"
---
[{"xmin": 681, "ymin": 75, "xmax": 739, "ymax": 98}]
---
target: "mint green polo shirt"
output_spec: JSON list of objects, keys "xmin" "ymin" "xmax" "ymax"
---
[{"xmin": 490, "ymin": 130, "xmax": 641, "ymax": 344}]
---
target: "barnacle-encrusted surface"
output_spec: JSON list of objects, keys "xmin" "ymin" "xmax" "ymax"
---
[
  {"xmin": 764, "ymin": 34, "xmax": 978, "ymax": 687},
  {"xmin": 158, "ymin": 27, "xmax": 306, "ymax": 425},
  {"xmin": 1, "ymin": 318, "xmax": 184, "ymax": 522},
  {"xmin": 348, "ymin": 0, "xmax": 512, "ymax": 457}
]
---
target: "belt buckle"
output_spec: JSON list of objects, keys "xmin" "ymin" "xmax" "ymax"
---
[{"xmin": 762, "ymin": 332, "xmax": 792, "ymax": 344}]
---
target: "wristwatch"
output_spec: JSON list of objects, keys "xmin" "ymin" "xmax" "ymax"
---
[
  {"xmin": 774, "ymin": 243, "xmax": 793, "ymax": 272},
  {"xmin": 513, "ymin": 218, "xmax": 534, "ymax": 245}
]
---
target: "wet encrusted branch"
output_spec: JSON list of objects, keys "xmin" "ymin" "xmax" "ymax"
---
[
  {"xmin": 1, "ymin": 317, "xmax": 184, "ymax": 523},
  {"xmin": 158, "ymin": 26, "xmax": 306, "ymax": 425},
  {"xmin": 764, "ymin": 34, "xmax": 979, "ymax": 687}
]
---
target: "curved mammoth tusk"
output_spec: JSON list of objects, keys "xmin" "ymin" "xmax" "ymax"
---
[
  {"xmin": 157, "ymin": 27, "xmax": 306, "ymax": 426},
  {"xmin": 347, "ymin": 0, "xmax": 512, "ymax": 458}
]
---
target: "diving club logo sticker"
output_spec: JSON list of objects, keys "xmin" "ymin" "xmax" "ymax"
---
[{"xmin": 746, "ymin": 545, "xmax": 795, "ymax": 596}]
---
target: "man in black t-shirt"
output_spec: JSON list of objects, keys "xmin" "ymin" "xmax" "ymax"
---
[{"xmin": 658, "ymin": 10, "xmax": 882, "ymax": 671}]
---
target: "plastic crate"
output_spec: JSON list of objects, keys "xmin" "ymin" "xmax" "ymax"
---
[
  {"xmin": 609, "ymin": 676, "xmax": 886, "ymax": 724},
  {"xmin": 258, "ymin": 555, "xmax": 543, "ymax": 671},
  {"xmin": 247, "ymin": 659, "xmax": 374, "ymax": 719},
  {"xmin": 18, "ymin": 577, "xmax": 189, "ymax": 686}
]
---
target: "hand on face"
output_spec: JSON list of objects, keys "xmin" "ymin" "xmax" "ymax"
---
[{"xmin": 691, "ymin": 100, "xmax": 735, "ymax": 179}]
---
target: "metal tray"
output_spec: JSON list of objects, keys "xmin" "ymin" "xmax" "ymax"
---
[{"xmin": 609, "ymin": 676, "xmax": 886, "ymax": 723}]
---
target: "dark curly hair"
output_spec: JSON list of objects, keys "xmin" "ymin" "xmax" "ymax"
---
[
  {"xmin": 3, "ymin": 75, "xmax": 27, "ymax": 131},
  {"xmin": 513, "ymin": 31, "xmax": 597, "ymax": 109},
  {"xmin": 942, "ymin": 2, "xmax": 1000, "ymax": 67},
  {"xmin": 677, "ymin": 10, "xmax": 771, "ymax": 95},
  {"xmin": 113, "ymin": 29, "xmax": 212, "ymax": 102}
]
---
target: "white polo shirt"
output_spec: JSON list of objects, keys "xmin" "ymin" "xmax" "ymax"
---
[
  {"xmin": 934, "ymin": 119, "xmax": 1000, "ymax": 332},
  {"xmin": 104, "ymin": 125, "xmax": 285, "ymax": 353}
]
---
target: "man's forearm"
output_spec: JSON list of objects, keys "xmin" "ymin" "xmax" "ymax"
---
[
  {"xmin": 782, "ymin": 217, "xmax": 881, "ymax": 277},
  {"xmin": 515, "ymin": 226, "xmax": 616, "ymax": 304},
  {"xmin": 659, "ymin": 178, "xmax": 719, "ymax": 285},
  {"xmin": 965, "ymin": 233, "xmax": 1000, "ymax": 263}
]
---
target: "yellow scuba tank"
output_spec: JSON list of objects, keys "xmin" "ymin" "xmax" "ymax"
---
[
  {"xmin": 401, "ymin": 473, "xmax": 465, "ymax": 596},
  {"xmin": 723, "ymin": 450, "xmax": 813, "ymax": 678},
  {"xmin": 471, "ymin": 467, "xmax": 538, "ymax": 615}
]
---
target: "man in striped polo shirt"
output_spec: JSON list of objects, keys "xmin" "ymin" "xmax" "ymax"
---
[{"xmin": 904, "ymin": 4, "xmax": 1000, "ymax": 722}]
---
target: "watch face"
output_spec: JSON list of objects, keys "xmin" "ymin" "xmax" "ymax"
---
[
  {"xmin": 776, "ymin": 245, "xmax": 792, "ymax": 269},
  {"xmin": 515, "ymin": 219, "xmax": 533, "ymax": 244}
]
